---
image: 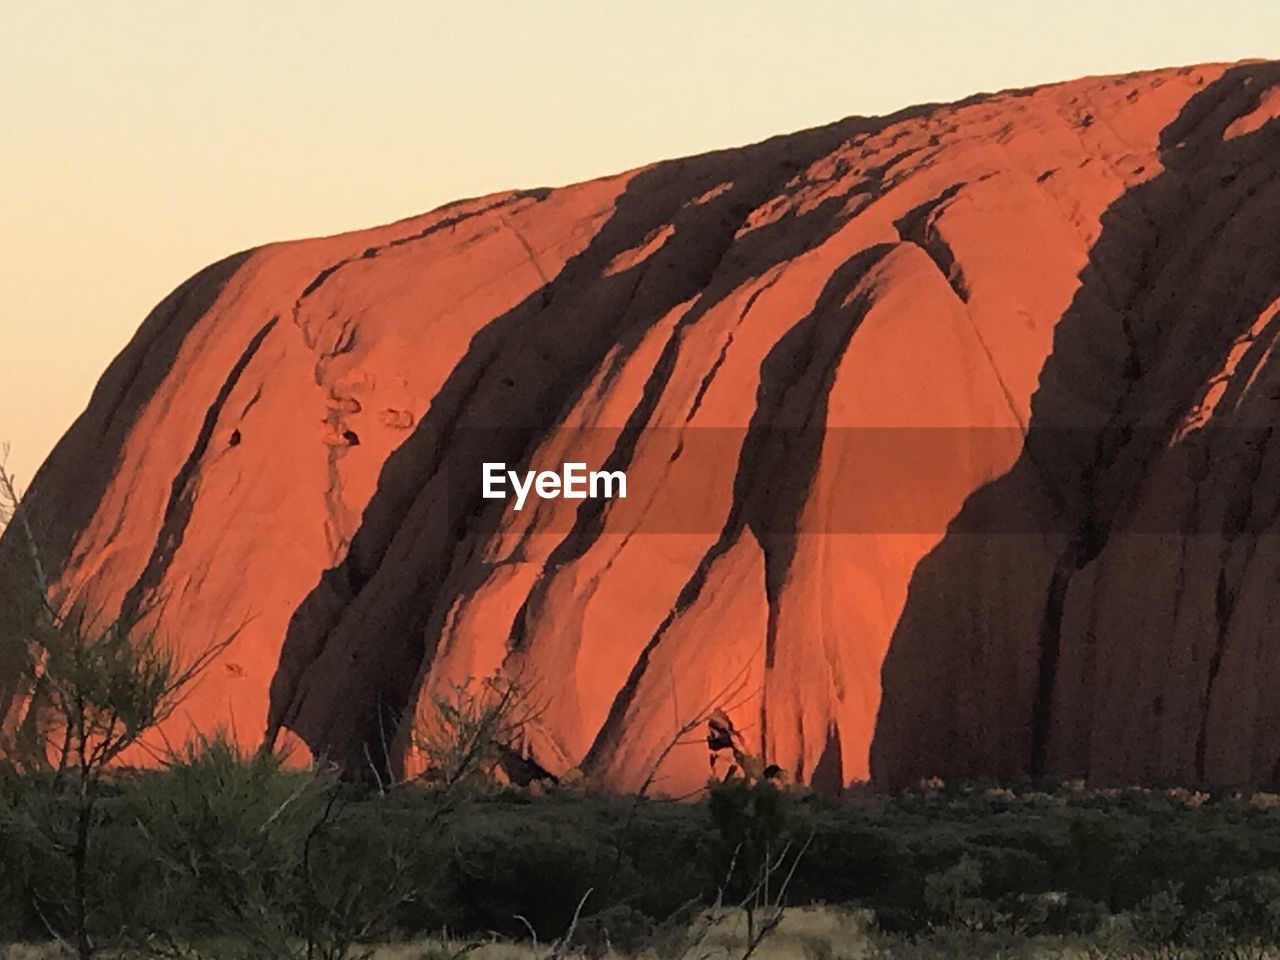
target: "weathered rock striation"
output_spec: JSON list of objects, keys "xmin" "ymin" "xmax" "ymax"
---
[{"xmin": 5, "ymin": 61, "xmax": 1280, "ymax": 793}]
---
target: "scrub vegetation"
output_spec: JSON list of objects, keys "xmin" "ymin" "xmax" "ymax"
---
[{"xmin": 5, "ymin": 766, "xmax": 1280, "ymax": 959}]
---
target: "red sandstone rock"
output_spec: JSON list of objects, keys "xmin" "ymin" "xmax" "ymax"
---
[{"xmin": 5, "ymin": 61, "xmax": 1280, "ymax": 793}]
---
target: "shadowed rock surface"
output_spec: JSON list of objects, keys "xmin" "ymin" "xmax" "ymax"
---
[{"xmin": 5, "ymin": 60, "xmax": 1280, "ymax": 793}]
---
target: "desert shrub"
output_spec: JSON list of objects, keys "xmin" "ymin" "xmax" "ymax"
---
[
  {"xmin": 571, "ymin": 902, "xmax": 659, "ymax": 958},
  {"xmin": 1200, "ymin": 872, "xmax": 1280, "ymax": 944},
  {"xmin": 789, "ymin": 813, "xmax": 915, "ymax": 911},
  {"xmin": 0, "ymin": 765, "xmax": 53, "ymax": 941},
  {"xmin": 922, "ymin": 855, "xmax": 1006, "ymax": 931},
  {"xmin": 432, "ymin": 797, "xmax": 613, "ymax": 936},
  {"xmin": 111, "ymin": 734, "xmax": 334, "ymax": 949},
  {"xmin": 0, "ymin": 770, "xmax": 155, "ymax": 949},
  {"xmin": 1127, "ymin": 872, "xmax": 1280, "ymax": 953},
  {"xmin": 409, "ymin": 673, "xmax": 542, "ymax": 790},
  {"xmin": 970, "ymin": 819, "xmax": 1073, "ymax": 879},
  {"xmin": 119, "ymin": 734, "xmax": 446, "ymax": 959},
  {"xmin": 1013, "ymin": 891, "xmax": 1105, "ymax": 937},
  {"xmin": 1131, "ymin": 883, "xmax": 1196, "ymax": 947},
  {"xmin": 706, "ymin": 778, "xmax": 806, "ymax": 899},
  {"xmin": 968, "ymin": 844, "xmax": 1053, "ymax": 900},
  {"xmin": 398, "ymin": 793, "xmax": 723, "ymax": 939},
  {"xmin": 1064, "ymin": 807, "xmax": 1152, "ymax": 909},
  {"xmin": 604, "ymin": 798, "xmax": 720, "ymax": 920}
]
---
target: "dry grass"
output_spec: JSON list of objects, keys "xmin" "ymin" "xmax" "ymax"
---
[
  {"xmin": 366, "ymin": 907, "xmax": 881, "ymax": 960},
  {"xmin": 7, "ymin": 905, "xmax": 1277, "ymax": 960}
]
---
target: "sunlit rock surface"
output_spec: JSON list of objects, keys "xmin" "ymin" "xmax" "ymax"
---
[{"xmin": 5, "ymin": 61, "xmax": 1280, "ymax": 793}]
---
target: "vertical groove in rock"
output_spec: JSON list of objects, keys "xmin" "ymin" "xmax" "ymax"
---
[{"xmin": 122, "ymin": 316, "xmax": 280, "ymax": 619}]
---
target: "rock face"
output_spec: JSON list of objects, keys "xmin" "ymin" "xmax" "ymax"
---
[{"xmin": 5, "ymin": 61, "xmax": 1280, "ymax": 793}]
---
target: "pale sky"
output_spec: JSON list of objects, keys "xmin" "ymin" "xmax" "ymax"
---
[{"xmin": 2, "ymin": 2, "xmax": 1277, "ymax": 486}]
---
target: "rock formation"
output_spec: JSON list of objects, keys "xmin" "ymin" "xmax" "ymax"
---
[{"xmin": 4, "ymin": 60, "xmax": 1280, "ymax": 793}]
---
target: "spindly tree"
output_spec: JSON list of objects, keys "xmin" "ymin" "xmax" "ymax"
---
[{"xmin": 0, "ymin": 445, "xmax": 231, "ymax": 958}]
